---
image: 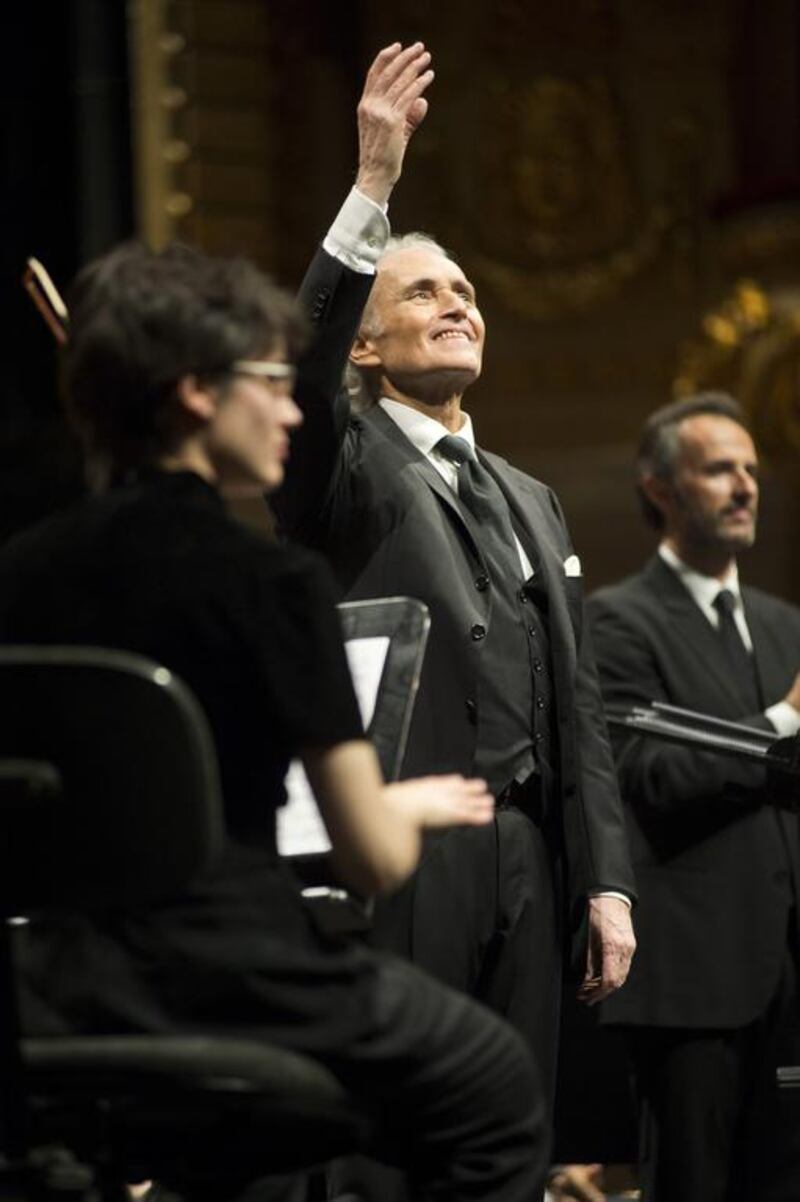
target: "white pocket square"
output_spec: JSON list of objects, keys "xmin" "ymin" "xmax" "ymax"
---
[{"xmin": 563, "ymin": 554, "xmax": 582, "ymax": 578}]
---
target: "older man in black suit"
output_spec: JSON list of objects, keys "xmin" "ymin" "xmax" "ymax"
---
[
  {"xmin": 588, "ymin": 392, "xmax": 800, "ymax": 1202},
  {"xmin": 274, "ymin": 44, "xmax": 635, "ymax": 1178}
]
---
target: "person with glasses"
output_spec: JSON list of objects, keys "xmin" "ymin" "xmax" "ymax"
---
[{"xmin": 0, "ymin": 226, "xmax": 546, "ymax": 1201}]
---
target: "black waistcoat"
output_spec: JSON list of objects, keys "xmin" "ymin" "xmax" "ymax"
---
[{"xmin": 468, "ymin": 532, "xmax": 557, "ymax": 798}]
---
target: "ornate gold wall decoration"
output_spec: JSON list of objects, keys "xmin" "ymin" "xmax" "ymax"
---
[
  {"xmin": 508, "ymin": 75, "xmax": 634, "ymax": 262},
  {"xmin": 129, "ymin": 0, "xmax": 275, "ymax": 264},
  {"xmin": 720, "ymin": 210, "xmax": 800, "ymax": 272},
  {"xmin": 129, "ymin": 0, "xmax": 191, "ymax": 247},
  {"xmin": 469, "ymin": 72, "xmax": 685, "ymax": 320},
  {"xmin": 675, "ymin": 280, "xmax": 800, "ymax": 461}
]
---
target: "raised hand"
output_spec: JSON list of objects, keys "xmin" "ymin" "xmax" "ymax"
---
[{"xmin": 355, "ymin": 41, "xmax": 434, "ymax": 205}]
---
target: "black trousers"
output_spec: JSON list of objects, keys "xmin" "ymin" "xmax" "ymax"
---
[
  {"xmin": 371, "ymin": 799, "xmax": 562, "ymax": 1196},
  {"xmin": 625, "ymin": 944, "xmax": 800, "ymax": 1202},
  {"xmin": 19, "ymin": 869, "xmax": 548, "ymax": 1202},
  {"xmin": 325, "ymin": 956, "xmax": 546, "ymax": 1202}
]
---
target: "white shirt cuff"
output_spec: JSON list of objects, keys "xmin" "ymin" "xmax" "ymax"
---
[
  {"xmin": 322, "ymin": 186, "xmax": 390, "ymax": 274},
  {"xmin": 765, "ymin": 701, "xmax": 800, "ymax": 738},
  {"xmin": 589, "ymin": 890, "xmax": 632, "ymax": 908}
]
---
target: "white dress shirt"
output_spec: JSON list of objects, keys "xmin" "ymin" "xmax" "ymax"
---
[
  {"xmin": 323, "ymin": 187, "xmax": 389, "ymax": 274},
  {"xmin": 658, "ymin": 543, "xmax": 800, "ymax": 737}
]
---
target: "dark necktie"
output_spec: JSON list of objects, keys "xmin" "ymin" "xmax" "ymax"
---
[
  {"xmin": 713, "ymin": 588, "xmax": 759, "ymax": 710},
  {"xmin": 435, "ymin": 434, "xmax": 521, "ymax": 581}
]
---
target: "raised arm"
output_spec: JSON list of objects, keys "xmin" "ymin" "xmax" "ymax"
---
[{"xmin": 273, "ymin": 43, "xmax": 433, "ymax": 538}]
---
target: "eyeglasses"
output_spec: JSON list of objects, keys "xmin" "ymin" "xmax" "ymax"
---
[{"xmin": 231, "ymin": 360, "xmax": 298, "ymax": 390}]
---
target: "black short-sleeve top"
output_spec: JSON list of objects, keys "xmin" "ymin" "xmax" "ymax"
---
[{"xmin": 0, "ymin": 469, "xmax": 364, "ymax": 851}]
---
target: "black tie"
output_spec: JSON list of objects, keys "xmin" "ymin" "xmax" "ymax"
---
[
  {"xmin": 713, "ymin": 588, "xmax": 759, "ymax": 710},
  {"xmin": 436, "ymin": 435, "xmax": 522, "ymax": 581}
]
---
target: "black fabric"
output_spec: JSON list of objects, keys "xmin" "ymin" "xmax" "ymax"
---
[
  {"xmin": 0, "ymin": 470, "xmax": 547, "ymax": 1202},
  {"xmin": 434, "ymin": 435, "xmax": 521, "ymax": 583},
  {"xmin": 626, "ymin": 945, "xmax": 800, "ymax": 1202},
  {"xmin": 274, "ymin": 247, "xmax": 635, "ymax": 1189},
  {"xmin": 713, "ymin": 589, "xmax": 761, "ymax": 712},
  {"xmin": 434, "ymin": 434, "xmax": 554, "ymax": 794},
  {"xmin": 589, "ymin": 555, "xmax": 799, "ymax": 1030},
  {"xmin": 588, "ymin": 554, "xmax": 800, "ymax": 1200}
]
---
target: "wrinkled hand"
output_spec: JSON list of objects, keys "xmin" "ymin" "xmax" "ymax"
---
[
  {"xmin": 784, "ymin": 670, "xmax": 800, "ymax": 714},
  {"xmin": 548, "ymin": 1163, "xmax": 607, "ymax": 1202},
  {"xmin": 579, "ymin": 895, "xmax": 635, "ymax": 1006},
  {"xmin": 355, "ymin": 41, "xmax": 434, "ymax": 205},
  {"xmin": 382, "ymin": 774, "xmax": 493, "ymax": 830}
]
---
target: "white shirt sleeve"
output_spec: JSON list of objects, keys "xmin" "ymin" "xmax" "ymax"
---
[
  {"xmin": 588, "ymin": 890, "xmax": 633, "ymax": 908},
  {"xmin": 322, "ymin": 187, "xmax": 390, "ymax": 274},
  {"xmin": 765, "ymin": 700, "xmax": 800, "ymax": 738}
]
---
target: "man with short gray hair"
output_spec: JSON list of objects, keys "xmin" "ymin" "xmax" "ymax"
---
[
  {"xmin": 588, "ymin": 392, "xmax": 800, "ymax": 1201},
  {"xmin": 275, "ymin": 43, "xmax": 635, "ymax": 1184}
]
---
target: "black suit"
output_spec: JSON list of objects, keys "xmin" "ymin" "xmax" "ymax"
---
[
  {"xmin": 275, "ymin": 247, "xmax": 634, "ymax": 1125},
  {"xmin": 588, "ymin": 554, "xmax": 800, "ymax": 1201}
]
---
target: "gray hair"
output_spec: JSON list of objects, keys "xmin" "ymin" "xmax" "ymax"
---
[
  {"xmin": 347, "ymin": 231, "xmax": 456, "ymax": 409},
  {"xmin": 635, "ymin": 391, "xmax": 748, "ymax": 529}
]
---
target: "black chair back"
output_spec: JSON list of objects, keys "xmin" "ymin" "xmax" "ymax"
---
[
  {"xmin": 0, "ymin": 645, "xmax": 225, "ymax": 913},
  {"xmin": 0, "ymin": 646, "xmax": 368, "ymax": 1197}
]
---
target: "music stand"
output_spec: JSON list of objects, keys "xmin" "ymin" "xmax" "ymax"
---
[
  {"xmin": 605, "ymin": 700, "xmax": 800, "ymax": 782},
  {"xmin": 337, "ymin": 596, "xmax": 431, "ymax": 783},
  {"xmin": 278, "ymin": 596, "xmax": 430, "ymax": 925}
]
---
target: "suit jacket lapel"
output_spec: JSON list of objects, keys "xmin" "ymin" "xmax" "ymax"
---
[
  {"xmin": 480, "ymin": 449, "xmax": 578, "ymax": 676},
  {"xmin": 365, "ymin": 405, "xmax": 486, "ymax": 566},
  {"xmin": 643, "ymin": 556, "xmax": 756, "ymax": 709},
  {"xmin": 745, "ymin": 591, "xmax": 783, "ymax": 711}
]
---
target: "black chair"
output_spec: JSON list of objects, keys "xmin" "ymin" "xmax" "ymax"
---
[{"xmin": 0, "ymin": 645, "xmax": 370, "ymax": 1202}]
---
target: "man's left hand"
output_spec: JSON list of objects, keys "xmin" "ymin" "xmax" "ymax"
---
[{"xmin": 578, "ymin": 895, "xmax": 635, "ymax": 1005}]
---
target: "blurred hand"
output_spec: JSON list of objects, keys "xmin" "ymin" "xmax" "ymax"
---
[
  {"xmin": 382, "ymin": 774, "xmax": 493, "ymax": 830},
  {"xmin": 579, "ymin": 895, "xmax": 636, "ymax": 1006},
  {"xmin": 355, "ymin": 41, "xmax": 434, "ymax": 205},
  {"xmin": 548, "ymin": 1163, "xmax": 607, "ymax": 1202},
  {"xmin": 784, "ymin": 670, "xmax": 800, "ymax": 713}
]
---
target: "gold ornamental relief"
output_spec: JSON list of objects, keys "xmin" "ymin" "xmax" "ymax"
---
[
  {"xmin": 675, "ymin": 281, "xmax": 800, "ymax": 461},
  {"xmin": 511, "ymin": 75, "xmax": 633, "ymax": 261},
  {"xmin": 471, "ymin": 74, "xmax": 671, "ymax": 319}
]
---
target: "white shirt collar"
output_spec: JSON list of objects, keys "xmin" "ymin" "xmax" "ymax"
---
[
  {"xmin": 658, "ymin": 542, "xmax": 741, "ymax": 611},
  {"xmin": 379, "ymin": 397, "xmax": 476, "ymax": 457}
]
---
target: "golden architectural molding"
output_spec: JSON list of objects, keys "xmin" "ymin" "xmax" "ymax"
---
[
  {"xmin": 675, "ymin": 280, "xmax": 800, "ymax": 461},
  {"xmin": 472, "ymin": 206, "xmax": 672, "ymax": 321},
  {"xmin": 129, "ymin": 0, "xmax": 192, "ymax": 246},
  {"xmin": 468, "ymin": 72, "xmax": 698, "ymax": 320}
]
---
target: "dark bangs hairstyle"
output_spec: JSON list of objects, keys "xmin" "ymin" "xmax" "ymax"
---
[{"xmin": 63, "ymin": 242, "xmax": 306, "ymax": 483}]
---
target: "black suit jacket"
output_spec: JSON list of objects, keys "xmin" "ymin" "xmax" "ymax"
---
[
  {"xmin": 275, "ymin": 247, "xmax": 634, "ymax": 929},
  {"xmin": 588, "ymin": 554, "xmax": 800, "ymax": 1028}
]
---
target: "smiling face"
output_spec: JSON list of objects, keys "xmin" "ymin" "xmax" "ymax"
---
[
  {"xmin": 351, "ymin": 246, "xmax": 485, "ymax": 406},
  {"xmin": 654, "ymin": 414, "xmax": 759, "ymax": 565}
]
